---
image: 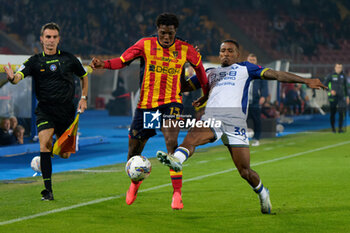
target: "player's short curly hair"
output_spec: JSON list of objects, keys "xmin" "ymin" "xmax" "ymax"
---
[
  {"xmin": 156, "ymin": 13, "xmax": 179, "ymax": 29},
  {"xmin": 40, "ymin": 22, "xmax": 60, "ymax": 36},
  {"xmin": 222, "ymin": 39, "xmax": 240, "ymax": 49}
]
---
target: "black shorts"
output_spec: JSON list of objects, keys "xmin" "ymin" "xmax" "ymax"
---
[
  {"xmin": 35, "ymin": 102, "xmax": 76, "ymax": 137},
  {"xmin": 129, "ymin": 102, "xmax": 183, "ymax": 140}
]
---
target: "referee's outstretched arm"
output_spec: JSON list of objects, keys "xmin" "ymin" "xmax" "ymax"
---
[{"xmin": 4, "ymin": 62, "xmax": 22, "ymax": 85}]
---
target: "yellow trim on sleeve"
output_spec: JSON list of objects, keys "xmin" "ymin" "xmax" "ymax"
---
[
  {"xmin": 16, "ymin": 71, "xmax": 24, "ymax": 79},
  {"xmin": 260, "ymin": 68, "xmax": 270, "ymax": 79},
  {"xmin": 120, "ymin": 56, "xmax": 126, "ymax": 63},
  {"xmin": 194, "ymin": 55, "xmax": 202, "ymax": 67},
  {"xmin": 80, "ymin": 72, "xmax": 88, "ymax": 78}
]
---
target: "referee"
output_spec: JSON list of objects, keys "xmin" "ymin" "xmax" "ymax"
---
[
  {"xmin": 323, "ymin": 63, "xmax": 349, "ymax": 133},
  {"xmin": 4, "ymin": 23, "xmax": 89, "ymax": 200}
]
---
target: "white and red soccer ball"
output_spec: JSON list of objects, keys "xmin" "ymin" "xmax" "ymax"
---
[
  {"xmin": 30, "ymin": 156, "xmax": 41, "ymax": 172},
  {"xmin": 125, "ymin": 155, "xmax": 152, "ymax": 181}
]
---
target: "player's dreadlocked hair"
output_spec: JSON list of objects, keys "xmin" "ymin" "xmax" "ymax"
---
[
  {"xmin": 156, "ymin": 13, "xmax": 179, "ymax": 29},
  {"xmin": 40, "ymin": 22, "xmax": 60, "ymax": 36}
]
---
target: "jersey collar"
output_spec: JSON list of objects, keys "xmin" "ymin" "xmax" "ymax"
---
[
  {"xmin": 156, "ymin": 37, "xmax": 175, "ymax": 49},
  {"xmin": 42, "ymin": 50, "xmax": 61, "ymax": 57}
]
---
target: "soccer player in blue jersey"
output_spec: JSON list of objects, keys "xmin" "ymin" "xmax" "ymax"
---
[{"xmin": 157, "ymin": 39, "xmax": 327, "ymax": 213}]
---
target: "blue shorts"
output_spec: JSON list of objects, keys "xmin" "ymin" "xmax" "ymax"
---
[{"xmin": 129, "ymin": 102, "xmax": 183, "ymax": 140}]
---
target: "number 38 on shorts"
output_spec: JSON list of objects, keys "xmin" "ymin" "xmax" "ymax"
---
[{"xmin": 234, "ymin": 126, "xmax": 247, "ymax": 140}]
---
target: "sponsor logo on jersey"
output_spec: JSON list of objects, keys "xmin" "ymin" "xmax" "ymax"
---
[
  {"xmin": 46, "ymin": 59, "xmax": 59, "ymax": 64},
  {"xmin": 151, "ymin": 56, "xmax": 179, "ymax": 63},
  {"xmin": 148, "ymin": 64, "xmax": 181, "ymax": 75}
]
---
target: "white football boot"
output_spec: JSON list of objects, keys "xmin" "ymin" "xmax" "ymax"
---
[
  {"xmin": 156, "ymin": 151, "xmax": 182, "ymax": 172},
  {"xmin": 259, "ymin": 188, "xmax": 272, "ymax": 214}
]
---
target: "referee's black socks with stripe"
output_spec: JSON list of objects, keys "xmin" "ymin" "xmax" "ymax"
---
[{"xmin": 40, "ymin": 152, "xmax": 53, "ymax": 192}]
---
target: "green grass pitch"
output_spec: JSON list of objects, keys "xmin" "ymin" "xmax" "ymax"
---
[{"xmin": 1, "ymin": 128, "xmax": 350, "ymax": 233}]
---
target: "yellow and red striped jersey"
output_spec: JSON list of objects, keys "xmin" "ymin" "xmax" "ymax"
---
[{"xmin": 120, "ymin": 36, "xmax": 202, "ymax": 109}]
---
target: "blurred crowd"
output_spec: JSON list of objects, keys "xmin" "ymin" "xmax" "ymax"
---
[
  {"xmin": 1, "ymin": 0, "xmax": 349, "ymax": 62},
  {"xmin": 0, "ymin": 116, "xmax": 25, "ymax": 146},
  {"xmin": 225, "ymin": 0, "xmax": 349, "ymax": 61},
  {"xmin": 0, "ymin": 0, "xmax": 225, "ymax": 59},
  {"xmin": 266, "ymin": 0, "xmax": 346, "ymax": 57}
]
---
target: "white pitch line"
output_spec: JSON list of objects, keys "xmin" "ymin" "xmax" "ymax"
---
[
  {"xmin": 72, "ymin": 169, "xmax": 122, "ymax": 173},
  {"xmin": 214, "ymin": 157, "xmax": 226, "ymax": 161},
  {"xmin": 262, "ymin": 147, "xmax": 274, "ymax": 151},
  {"xmin": 1, "ymin": 140, "xmax": 349, "ymax": 226},
  {"xmin": 197, "ymin": 160, "xmax": 209, "ymax": 164},
  {"xmin": 0, "ymin": 195, "xmax": 122, "ymax": 226}
]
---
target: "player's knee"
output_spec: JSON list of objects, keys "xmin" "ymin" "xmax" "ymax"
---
[
  {"xmin": 239, "ymin": 168, "xmax": 258, "ymax": 182},
  {"xmin": 238, "ymin": 168, "xmax": 250, "ymax": 180},
  {"xmin": 40, "ymin": 141, "xmax": 52, "ymax": 152}
]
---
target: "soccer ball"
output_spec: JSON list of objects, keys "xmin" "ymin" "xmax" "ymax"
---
[
  {"xmin": 125, "ymin": 155, "xmax": 152, "ymax": 181},
  {"xmin": 31, "ymin": 156, "xmax": 41, "ymax": 172},
  {"xmin": 247, "ymin": 128, "xmax": 254, "ymax": 139}
]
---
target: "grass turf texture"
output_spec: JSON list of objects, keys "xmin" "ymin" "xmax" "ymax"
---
[{"xmin": 0, "ymin": 128, "xmax": 350, "ymax": 233}]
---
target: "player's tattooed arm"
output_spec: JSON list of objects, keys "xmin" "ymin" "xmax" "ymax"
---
[{"xmin": 263, "ymin": 69, "xmax": 327, "ymax": 90}]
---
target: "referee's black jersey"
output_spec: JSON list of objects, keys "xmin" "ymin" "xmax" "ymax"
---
[
  {"xmin": 17, "ymin": 50, "xmax": 87, "ymax": 104},
  {"xmin": 324, "ymin": 71, "xmax": 348, "ymax": 98}
]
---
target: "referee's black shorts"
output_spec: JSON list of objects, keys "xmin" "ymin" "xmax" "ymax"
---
[{"xmin": 35, "ymin": 101, "xmax": 76, "ymax": 137}]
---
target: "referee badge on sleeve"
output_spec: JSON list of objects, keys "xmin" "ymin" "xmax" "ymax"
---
[{"xmin": 17, "ymin": 64, "xmax": 25, "ymax": 72}]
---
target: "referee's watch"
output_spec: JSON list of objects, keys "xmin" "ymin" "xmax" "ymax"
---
[{"xmin": 81, "ymin": 95, "xmax": 88, "ymax": 100}]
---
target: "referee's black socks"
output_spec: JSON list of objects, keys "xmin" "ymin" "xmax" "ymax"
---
[{"xmin": 40, "ymin": 152, "xmax": 53, "ymax": 192}]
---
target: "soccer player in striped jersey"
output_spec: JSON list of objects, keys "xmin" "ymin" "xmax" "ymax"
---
[
  {"xmin": 90, "ymin": 13, "xmax": 209, "ymax": 209},
  {"xmin": 157, "ymin": 40, "xmax": 327, "ymax": 213}
]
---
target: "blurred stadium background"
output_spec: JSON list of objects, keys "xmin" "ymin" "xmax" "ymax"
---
[{"xmin": 0, "ymin": 0, "xmax": 349, "ymax": 179}]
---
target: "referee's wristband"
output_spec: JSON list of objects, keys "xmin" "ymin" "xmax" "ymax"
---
[
  {"xmin": 8, "ymin": 76, "xmax": 15, "ymax": 83},
  {"xmin": 81, "ymin": 96, "xmax": 88, "ymax": 100}
]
